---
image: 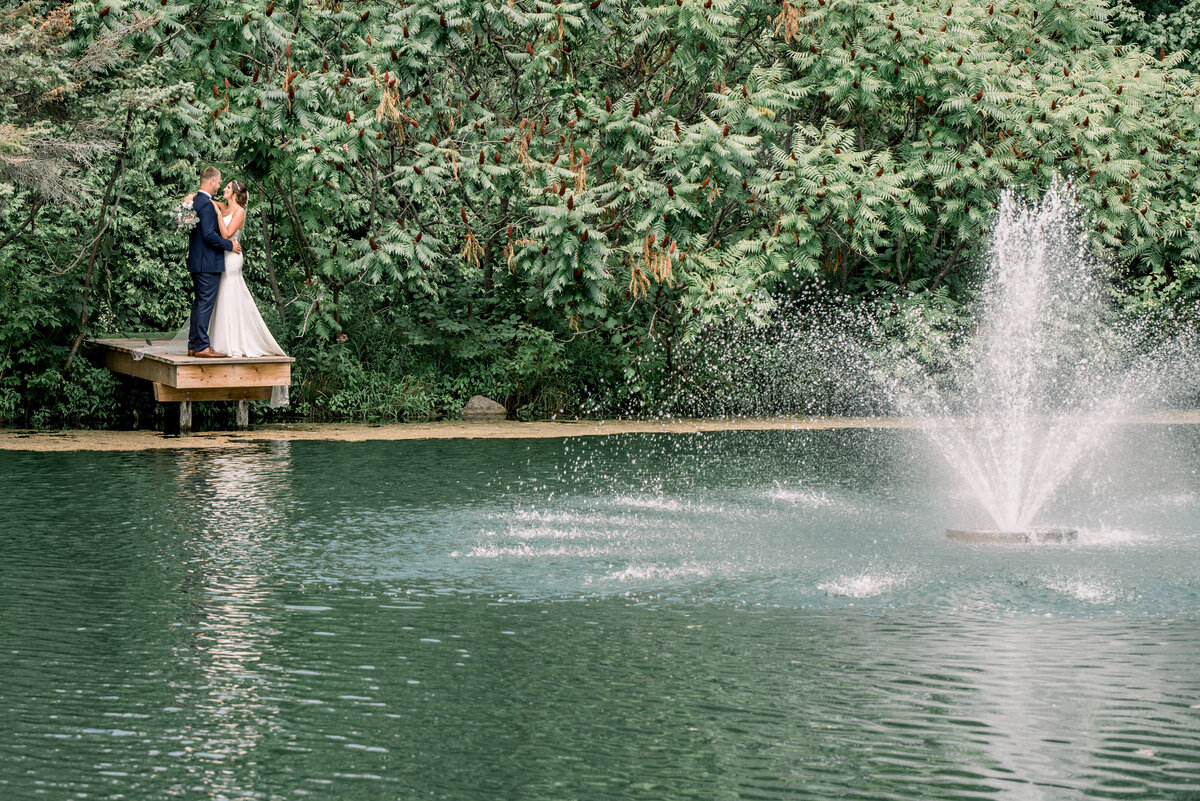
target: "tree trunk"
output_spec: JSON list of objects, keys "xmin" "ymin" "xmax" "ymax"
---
[
  {"xmin": 929, "ymin": 236, "xmax": 969, "ymax": 293},
  {"xmin": 274, "ymin": 178, "xmax": 318, "ymax": 282},
  {"xmin": 65, "ymin": 108, "xmax": 133, "ymax": 370},
  {"xmin": 258, "ymin": 188, "xmax": 288, "ymax": 330},
  {"xmin": 483, "ymin": 195, "xmax": 509, "ymax": 308}
]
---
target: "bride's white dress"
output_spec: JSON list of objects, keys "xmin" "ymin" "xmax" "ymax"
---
[{"xmin": 209, "ymin": 213, "xmax": 285, "ymax": 358}]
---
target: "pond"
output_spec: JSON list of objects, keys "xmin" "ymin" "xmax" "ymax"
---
[{"xmin": 2, "ymin": 427, "xmax": 1200, "ymax": 800}]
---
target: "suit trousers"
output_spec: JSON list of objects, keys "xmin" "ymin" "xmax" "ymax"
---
[{"xmin": 189, "ymin": 272, "xmax": 222, "ymax": 352}]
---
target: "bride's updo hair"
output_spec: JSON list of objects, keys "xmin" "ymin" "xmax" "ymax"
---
[{"xmin": 229, "ymin": 180, "xmax": 249, "ymax": 207}]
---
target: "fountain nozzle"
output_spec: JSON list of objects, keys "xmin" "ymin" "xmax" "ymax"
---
[{"xmin": 946, "ymin": 528, "xmax": 1078, "ymax": 544}]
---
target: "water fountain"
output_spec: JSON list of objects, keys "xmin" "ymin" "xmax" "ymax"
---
[
  {"xmin": 645, "ymin": 177, "xmax": 1195, "ymax": 544},
  {"xmin": 894, "ymin": 179, "xmax": 1181, "ymax": 543}
]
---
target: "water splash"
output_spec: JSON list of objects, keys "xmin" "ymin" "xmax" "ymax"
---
[
  {"xmin": 892, "ymin": 179, "xmax": 1193, "ymax": 531},
  {"xmin": 819, "ymin": 570, "xmax": 910, "ymax": 598},
  {"xmin": 574, "ymin": 177, "xmax": 1197, "ymax": 534}
]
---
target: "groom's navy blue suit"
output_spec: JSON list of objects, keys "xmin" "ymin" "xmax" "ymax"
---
[{"xmin": 187, "ymin": 191, "xmax": 233, "ymax": 353}]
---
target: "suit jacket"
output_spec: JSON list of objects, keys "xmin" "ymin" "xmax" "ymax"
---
[{"xmin": 187, "ymin": 191, "xmax": 232, "ymax": 273}]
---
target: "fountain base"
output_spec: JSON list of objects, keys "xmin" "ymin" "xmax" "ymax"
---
[{"xmin": 946, "ymin": 528, "xmax": 1078, "ymax": 544}]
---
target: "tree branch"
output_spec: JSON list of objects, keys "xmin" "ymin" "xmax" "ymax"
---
[{"xmin": 64, "ymin": 108, "xmax": 133, "ymax": 371}]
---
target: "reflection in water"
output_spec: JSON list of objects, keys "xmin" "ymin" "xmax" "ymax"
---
[
  {"xmin": 2, "ymin": 432, "xmax": 1200, "ymax": 800},
  {"xmin": 166, "ymin": 444, "xmax": 292, "ymax": 798},
  {"xmin": 899, "ymin": 616, "xmax": 1200, "ymax": 798}
]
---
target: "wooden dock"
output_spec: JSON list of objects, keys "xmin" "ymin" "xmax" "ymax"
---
[{"xmin": 91, "ymin": 338, "xmax": 293, "ymax": 434}]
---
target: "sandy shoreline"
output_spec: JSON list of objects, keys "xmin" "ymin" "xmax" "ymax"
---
[{"xmin": 2, "ymin": 411, "xmax": 1199, "ymax": 452}]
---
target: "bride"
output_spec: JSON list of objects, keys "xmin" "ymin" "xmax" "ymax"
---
[{"xmin": 184, "ymin": 180, "xmax": 285, "ymax": 359}]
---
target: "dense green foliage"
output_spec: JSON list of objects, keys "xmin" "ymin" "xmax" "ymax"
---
[
  {"xmin": 1, "ymin": 0, "xmax": 1199, "ymax": 426},
  {"xmin": 1111, "ymin": 0, "xmax": 1200, "ymax": 73}
]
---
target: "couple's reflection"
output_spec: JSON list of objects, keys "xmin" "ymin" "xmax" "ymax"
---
[
  {"xmin": 165, "ymin": 443, "xmax": 294, "ymax": 794},
  {"xmin": 172, "ymin": 441, "xmax": 295, "ymax": 534}
]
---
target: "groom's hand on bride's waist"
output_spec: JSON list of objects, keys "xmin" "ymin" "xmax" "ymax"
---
[{"xmin": 232, "ymin": 241, "xmax": 242, "ymax": 254}]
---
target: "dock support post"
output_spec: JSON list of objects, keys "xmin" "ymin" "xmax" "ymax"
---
[
  {"xmin": 235, "ymin": 399, "xmax": 250, "ymax": 430},
  {"xmin": 163, "ymin": 403, "xmax": 179, "ymax": 436},
  {"xmin": 162, "ymin": 400, "xmax": 191, "ymax": 436}
]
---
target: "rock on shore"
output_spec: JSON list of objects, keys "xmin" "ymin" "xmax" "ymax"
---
[{"xmin": 461, "ymin": 395, "xmax": 507, "ymax": 421}]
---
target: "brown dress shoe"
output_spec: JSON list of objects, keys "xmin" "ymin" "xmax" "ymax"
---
[
  {"xmin": 193, "ymin": 347, "xmax": 227, "ymax": 358},
  {"xmin": 187, "ymin": 350, "xmax": 196, "ymax": 357}
]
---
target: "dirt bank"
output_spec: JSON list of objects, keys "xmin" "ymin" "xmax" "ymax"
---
[
  {"xmin": 0, "ymin": 416, "xmax": 917, "ymax": 452},
  {"xmin": 2, "ymin": 411, "xmax": 1197, "ymax": 452}
]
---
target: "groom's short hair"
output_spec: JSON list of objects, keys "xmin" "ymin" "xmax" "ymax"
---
[{"xmin": 199, "ymin": 165, "xmax": 221, "ymax": 183}]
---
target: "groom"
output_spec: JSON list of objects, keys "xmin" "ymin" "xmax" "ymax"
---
[{"xmin": 187, "ymin": 166, "xmax": 242, "ymax": 357}]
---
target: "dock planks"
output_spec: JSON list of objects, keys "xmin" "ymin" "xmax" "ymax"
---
[
  {"xmin": 93, "ymin": 338, "xmax": 292, "ymax": 389},
  {"xmin": 90, "ymin": 338, "xmax": 293, "ymax": 433}
]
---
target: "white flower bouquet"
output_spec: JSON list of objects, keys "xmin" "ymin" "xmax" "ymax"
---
[{"xmin": 169, "ymin": 198, "xmax": 198, "ymax": 231}]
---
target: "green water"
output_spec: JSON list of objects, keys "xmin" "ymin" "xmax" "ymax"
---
[{"xmin": 3, "ymin": 428, "xmax": 1200, "ymax": 800}]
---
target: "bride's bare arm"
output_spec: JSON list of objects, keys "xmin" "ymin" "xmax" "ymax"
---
[
  {"xmin": 220, "ymin": 207, "xmax": 246, "ymax": 240},
  {"xmin": 214, "ymin": 204, "xmax": 243, "ymax": 239}
]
